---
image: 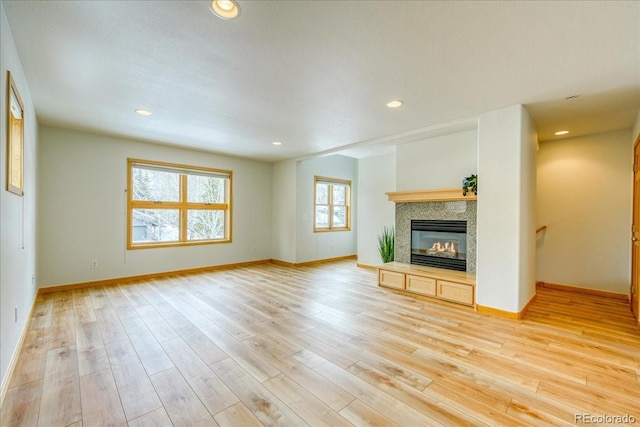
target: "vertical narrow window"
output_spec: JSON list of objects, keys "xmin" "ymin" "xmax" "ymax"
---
[
  {"xmin": 314, "ymin": 176, "xmax": 351, "ymax": 232},
  {"xmin": 6, "ymin": 72, "xmax": 24, "ymax": 196},
  {"xmin": 127, "ymin": 159, "xmax": 232, "ymax": 248}
]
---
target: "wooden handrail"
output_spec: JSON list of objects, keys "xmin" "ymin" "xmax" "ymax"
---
[{"xmin": 536, "ymin": 225, "xmax": 547, "ymax": 233}]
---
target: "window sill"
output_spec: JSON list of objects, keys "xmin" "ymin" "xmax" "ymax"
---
[
  {"xmin": 128, "ymin": 239, "xmax": 231, "ymax": 250},
  {"xmin": 313, "ymin": 228, "xmax": 351, "ymax": 233}
]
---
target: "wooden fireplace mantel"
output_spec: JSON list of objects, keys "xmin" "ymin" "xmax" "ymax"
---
[{"xmin": 385, "ymin": 188, "xmax": 477, "ymax": 203}]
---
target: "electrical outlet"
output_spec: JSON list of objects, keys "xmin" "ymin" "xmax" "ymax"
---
[
  {"xmin": 251, "ymin": 246, "xmax": 256, "ymax": 253},
  {"xmin": 91, "ymin": 260, "xmax": 98, "ymax": 269},
  {"xmin": 32, "ymin": 274, "xmax": 36, "ymax": 286}
]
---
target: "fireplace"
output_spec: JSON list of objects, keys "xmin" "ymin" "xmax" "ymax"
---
[
  {"xmin": 395, "ymin": 201, "xmax": 476, "ymax": 271},
  {"xmin": 411, "ymin": 220, "xmax": 467, "ymax": 271}
]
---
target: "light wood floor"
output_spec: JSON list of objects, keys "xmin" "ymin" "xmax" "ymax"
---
[{"xmin": 1, "ymin": 260, "xmax": 639, "ymax": 426}]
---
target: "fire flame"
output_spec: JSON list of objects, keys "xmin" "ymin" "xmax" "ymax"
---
[{"xmin": 431, "ymin": 241, "xmax": 456, "ymax": 253}]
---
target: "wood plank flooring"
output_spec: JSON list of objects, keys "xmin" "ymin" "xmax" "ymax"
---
[{"xmin": 1, "ymin": 260, "xmax": 639, "ymax": 426}]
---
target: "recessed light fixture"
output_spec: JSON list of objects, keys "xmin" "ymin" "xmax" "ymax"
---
[
  {"xmin": 386, "ymin": 100, "xmax": 404, "ymax": 109},
  {"xmin": 272, "ymin": 141, "xmax": 283, "ymax": 146},
  {"xmin": 135, "ymin": 109, "xmax": 153, "ymax": 116},
  {"xmin": 554, "ymin": 130, "xmax": 570, "ymax": 136},
  {"xmin": 211, "ymin": 0, "xmax": 240, "ymax": 20}
]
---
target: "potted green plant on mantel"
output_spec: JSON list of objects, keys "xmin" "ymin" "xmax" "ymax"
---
[
  {"xmin": 462, "ymin": 174, "xmax": 477, "ymax": 196},
  {"xmin": 377, "ymin": 226, "xmax": 395, "ymax": 263}
]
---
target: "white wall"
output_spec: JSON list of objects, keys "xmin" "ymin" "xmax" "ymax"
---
[
  {"xmin": 295, "ymin": 155, "xmax": 357, "ymax": 263},
  {"xmin": 518, "ymin": 108, "xmax": 537, "ymax": 308},
  {"xmin": 537, "ymin": 129, "xmax": 632, "ymax": 294},
  {"xmin": 38, "ymin": 126, "xmax": 272, "ymax": 287},
  {"xmin": 396, "ymin": 129, "xmax": 477, "ymax": 191},
  {"xmin": 357, "ymin": 152, "xmax": 396, "ymax": 266},
  {"xmin": 476, "ymin": 105, "xmax": 536, "ymax": 313},
  {"xmin": 271, "ymin": 159, "xmax": 297, "ymax": 263},
  {"xmin": 0, "ymin": 1, "xmax": 38, "ymax": 392}
]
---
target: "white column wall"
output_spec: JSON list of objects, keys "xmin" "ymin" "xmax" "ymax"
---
[
  {"xmin": 518, "ymin": 107, "xmax": 537, "ymax": 308},
  {"xmin": 477, "ymin": 105, "xmax": 536, "ymax": 313},
  {"xmin": 357, "ymin": 152, "xmax": 396, "ymax": 266},
  {"xmin": 271, "ymin": 159, "xmax": 297, "ymax": 263}
]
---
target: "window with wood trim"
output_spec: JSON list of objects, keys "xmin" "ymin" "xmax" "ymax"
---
[
  {"xmin": 314, "ymin": 176, "xmax": 351, "ymax": 232},
  {"xmin": 127, "ymin": 159, "xmax": 232, "ymax": 248}
]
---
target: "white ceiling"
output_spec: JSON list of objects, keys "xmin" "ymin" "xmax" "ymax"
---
[{"xmin": 3, "ymin": 1, "xmax": 639, "ymax": 161}]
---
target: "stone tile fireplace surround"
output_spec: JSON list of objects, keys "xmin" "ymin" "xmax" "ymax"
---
[{"xmin": 395, "ymin": 201, "xmax": 477, "ymax": 272}]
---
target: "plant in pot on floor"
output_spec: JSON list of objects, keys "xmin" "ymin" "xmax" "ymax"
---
[{"xmin": 377, "ymin": 226, "xmax": 395, "ymax": 263}]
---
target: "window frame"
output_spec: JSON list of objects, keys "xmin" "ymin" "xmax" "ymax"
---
[
  {"xmin": 313, "ymin": 175, "xmax": 351, "ymax": 232},
  {"xmin": 127, "ymin": 158, "xmax": 232, "ymax": 249}
]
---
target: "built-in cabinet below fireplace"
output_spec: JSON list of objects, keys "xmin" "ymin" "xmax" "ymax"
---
[{"xmin": 378, "ymin": 262, "xmax": 476, "ymax": 306}]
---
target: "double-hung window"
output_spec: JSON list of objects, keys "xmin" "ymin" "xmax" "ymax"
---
[
  {"xmin": 128, "ymin": 159, "xmax": 232, "ymax": 248},
  {"xmin": 314, "ymin": 176, "xmax": 351, "ymax": 232}
]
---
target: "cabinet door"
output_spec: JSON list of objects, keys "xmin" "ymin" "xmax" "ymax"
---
[
  {"xmin": 378, "ymin": 270, "xmax": 405, "ymax": 290},
  {"xmin": 406, "ymin": 275, "xmax": 436, "ymax": 296},
  {"xmin": 437, "ymin": 280, "xmax": 474, "ymax": 305}
]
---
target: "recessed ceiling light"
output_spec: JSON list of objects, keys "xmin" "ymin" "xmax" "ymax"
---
[
  {"xmin": 211, "ymin": 0, "xmax": 239, "ymax": 20},
  {"xmin": 272, "ymin": 141, "xmax": 282, "ymax": 146},
  {"xmin": 554, "ymin": 130, "xmax": 570, "ymax": 136},
  {"xmin": 386, "ymin": 100, "xmax": 404, "ymax": 109},
  {"xmin": 135, "ymin": 109, "xmax": 152, "ymax": 116}
]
